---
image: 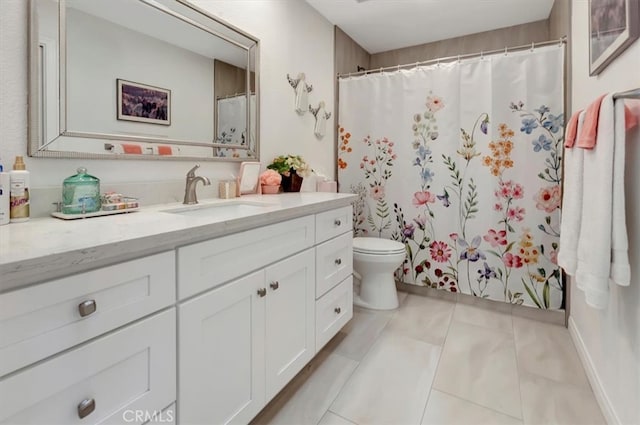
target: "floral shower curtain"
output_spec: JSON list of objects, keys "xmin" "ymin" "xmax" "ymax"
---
[{"xmin": 338, "ymin": 45, "xmax": 565, "ymax": 310}]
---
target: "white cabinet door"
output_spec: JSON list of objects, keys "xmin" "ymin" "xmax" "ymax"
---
[
  {"xmin": 264, "ymin": 249, "xmax": 315, "ymax": 401},
  {"xmin": 178, "ymin": 270, "xmax": 265, "ymax": 425}
]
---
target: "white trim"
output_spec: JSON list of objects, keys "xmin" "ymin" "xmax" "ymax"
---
[{"xmin": 568, "ymin": 316, "xmax": 620, "ymax": 425}]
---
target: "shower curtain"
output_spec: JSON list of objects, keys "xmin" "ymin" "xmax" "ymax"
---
[{"xmin": 338, "ymin": 45, "xmax": 565, "ymax": 310}]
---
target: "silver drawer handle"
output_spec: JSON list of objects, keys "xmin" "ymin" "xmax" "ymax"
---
[
  {"xmin": 335, "ymin": 258, "xmax": 342, "ymax": 266},
  {"xmin": 257, "ymin": 288, "xmax": 267, "ymax": 297},
  {"xmin": 334, "ymin": 307, "xmax": 341, "ymax": 314},
  {"xmin": 270, "ymin": 281, "xmax": 279, "ymax": 290},
  {"xmin": 334, "ymin": 219, "xmax": 341, "ymax": 226},
  {"xmin": 77, "ymin": 398, "xmax": 96, "ymax": 419},
  {"xmin": 78, "ymin": 300, "xmax": 97, "ymax": 317}
]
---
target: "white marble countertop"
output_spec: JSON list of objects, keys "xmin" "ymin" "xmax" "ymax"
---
[{"xmin": 0, "ymin": 193, "xmax": 356, "ymax": 292}]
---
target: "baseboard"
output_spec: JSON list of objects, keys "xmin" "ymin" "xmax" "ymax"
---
[{"xmin": 568, "ymin": 317, "xmax": 620, "ymax": 425}]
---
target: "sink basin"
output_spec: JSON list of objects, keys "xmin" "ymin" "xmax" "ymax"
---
[{"xmin": 162, "ymin": 201, "xmax": 275, "ymax": 218}]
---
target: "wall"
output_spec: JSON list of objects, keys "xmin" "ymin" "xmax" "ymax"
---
[
  {"xmin": 370, "ymin": 20, "xmax": 550, "ymax": 69},
  {"xmin": 549, "ymin": 0, "xmax": 572, "ymax": 114},
  {"xmin": 335, "ymin": 27, "xmax": 371, "ymax": 76},
  {"xmin": 0, "ymin": 0, "xmax": 334, "ymax": 214},
  {"xmin": 569, "ymin": 1, "xmax": 640, "ymax": 424}
]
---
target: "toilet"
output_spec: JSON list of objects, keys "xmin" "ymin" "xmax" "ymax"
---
[{"xmin": 352, "ymin": 237, "xmax": 406, "ymax": 310}]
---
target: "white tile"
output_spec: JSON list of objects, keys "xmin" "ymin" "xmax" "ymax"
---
[
  {"xmin": 397, "ymin": 290, "xmax": 409, "ymax": 305},
  {"xmin": 453, "ymin": 302, "xmax": 513, "ymax": 334},
  {"xmin": 519, "ymin": 372, "xmax": 606, "ymax": 425},
  {"xmin": 254, "ymin": 353, "xmax": 358, "ymax": 425},
  {"xmin": 333, "ymin": 307, "xmax": 395, "ymax": 361},
  {"xmin": 318, "ymin": 412, "xmax": 357, "ymax": 425},
  {"xmin": 421, "ymin": 390, "xmax": 523, "ymax": 425},
  {"xmin": 384, "ymin": 294, "xmax": 455, "ymax": 345},
  {"xmin": 513, "ymin": 316, "xmax": 590, "ymax": 387},
  {"xmin": 433, "ymin": 321, "xmax": 522, "ymax": 419},
  {"xmin": 330, "ymin": 332, "xmax": 441, "ymax": 425}
]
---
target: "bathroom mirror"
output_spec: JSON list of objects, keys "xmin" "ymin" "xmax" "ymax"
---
[{"xmin": 28, "ymin": 0, "xmax": 259, "ymax": 161}]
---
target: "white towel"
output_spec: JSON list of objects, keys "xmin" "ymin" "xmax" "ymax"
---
[
  {"xmin": 609, "ymin": 99, "xmax": 631, "ymax": 286},
  {"xmin": 575, "ymin": 94, "xmax": 629, "ymax": 308},
  {"xmin": 557, "ymin": 111, "xmax": 586, "ymax": 275}
]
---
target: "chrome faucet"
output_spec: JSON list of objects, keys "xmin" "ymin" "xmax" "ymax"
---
[{"xmin": 183, "ymin": 164, "xmax": 211, "ymax": 205}]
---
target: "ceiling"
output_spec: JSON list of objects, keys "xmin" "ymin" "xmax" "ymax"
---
[{"xmin": 305, "ymin": 0, "xmax": 556, "ymax": 54}]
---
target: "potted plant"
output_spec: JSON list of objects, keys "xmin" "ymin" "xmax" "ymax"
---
[
  {"xmin": 266, "ymin": 155, "xmax": 312, "ymax": 192},
  {"xmin": 259, "ymin": 169, "xmax": 282, "ymax": 194}
]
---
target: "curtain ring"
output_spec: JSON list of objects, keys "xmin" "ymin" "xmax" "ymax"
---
[
  {"xmin": 531, "ymin": 42, "xmax": 535, "ymax": 51},
  {"xmin": 457, "ymin": 55, "xmax": 461, "ymax": 63},
  {"xmin": 504, "ymin": 46, "xmax": 508, "ymax": 56},
  {"xmin": 480, "ymin": 51, "xmax": 484, "ymax": 60}
]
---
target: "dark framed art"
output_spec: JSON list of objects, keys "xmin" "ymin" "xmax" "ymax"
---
[
  {"xmin": 117, "ymin": 79, "xmax": 171, "ymax": 125},
  {"xmin": 589, "ymin": 0, "xmax": 640, "ymax": 75}
]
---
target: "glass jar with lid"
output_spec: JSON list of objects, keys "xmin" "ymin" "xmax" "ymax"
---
[{"xmin": 62, "ymin": 167, "xmax": 101, "ymax": 214}]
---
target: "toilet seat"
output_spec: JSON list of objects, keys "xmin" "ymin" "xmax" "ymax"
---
[{"xmin": 353, "ymin": 237, "xmax": 405, "ymax": 255}]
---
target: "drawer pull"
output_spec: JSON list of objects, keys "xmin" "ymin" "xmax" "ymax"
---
[
  {"xmin": 334, "ymin": 219, "xmax": 342, "ymax": 226},
  {"xmin": 77, "ymin": 398, "xmax": 96, "ymax": 419},
  {"xmin": 270, "ymin": 281, "xmax": 280, "ymax": 290},
  {"xmin": 335, "ymin": 258, "xmax": 342, "ymax": 266},
  {"xmin": 78, "ymin": 300, "xmax": 97, "ymax": 317},
  {"xmin": 257, "ymin": 288, "xmax": 267, "ymax": 297},
  {"xmin": 334, "ymin": 307, "xmax": 342, "ymax": 314}
]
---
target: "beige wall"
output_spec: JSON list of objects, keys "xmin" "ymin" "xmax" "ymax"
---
[
  {"xmin": 335, "ymin": 26, "xmax": 371, "ymax": 76},
  {"xmin": 370, "ymin": 20, "xmax": 550, "ymax": 69},
  {"xmin": 549, "ymin": 0, "xmax": 572, "ymax": 113}
]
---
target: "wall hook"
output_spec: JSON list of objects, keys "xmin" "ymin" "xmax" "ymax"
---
[
  {"xmin": 309, "ymin": 101, "xmax": 331, "ymax": 139},
  {"xmin": 287, "ymin": 72, "xmax": 313, "ymax": 114}
]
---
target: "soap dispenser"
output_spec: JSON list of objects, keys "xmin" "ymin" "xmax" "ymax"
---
[{"xmin": 62, "ymin": 167, "xmax": 101, "ymax": 214}]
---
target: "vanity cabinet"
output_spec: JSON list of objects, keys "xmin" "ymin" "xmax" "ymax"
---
[
  {"xmin": 178, "ymin": 249, "xmax": 315, "ymax": 424},
  {"xmin": 0, "ymin": 199, "xmax": 355, "ymax": 425}
]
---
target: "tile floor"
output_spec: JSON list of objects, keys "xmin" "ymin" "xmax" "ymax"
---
[{"xmin": 252, "ymin": 292, "xmax": 606, "ymax": 425}]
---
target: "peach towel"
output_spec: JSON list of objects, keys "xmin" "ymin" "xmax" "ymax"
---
[
  {"xmin": 575, "ymin": 94, "xmax": 638, "ymax": 149},
  {"xmin": 157, "ymin": 145, "xmax": 172, "ymax": 155},
  {"xmin": 564, "ymin": 109, "xmax": 583, "ymax": 148},
  {"xmin": 576, "ymin": 94, "xmax": 607, "ymax": 149},
  {"xmin": 121, "ymin": 143, "xmax": 142, "ymax": 154}
]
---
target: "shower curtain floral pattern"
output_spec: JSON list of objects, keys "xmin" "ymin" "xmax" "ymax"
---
[{"xmin": 338, "ymin": 46, "xmax": 565, "ymax": 310}]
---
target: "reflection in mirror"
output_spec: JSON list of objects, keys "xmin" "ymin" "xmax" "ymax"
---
[
  {"xmin": 213, "ymin": 59, "xmax": 256, "ymax": 158},
  {"xmin": 29, "ymin": 0, "xmax": 259, "ymax": 161}
]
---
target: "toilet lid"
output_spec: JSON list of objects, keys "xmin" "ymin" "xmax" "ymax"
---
[{"xmin": 353, "ymin": 237, "xmax": 405, "ymax": 254}]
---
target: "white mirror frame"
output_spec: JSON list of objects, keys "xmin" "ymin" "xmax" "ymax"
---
[{"xmin": 27, "ymin": 0, "xmax": 260, "ymax": 162}]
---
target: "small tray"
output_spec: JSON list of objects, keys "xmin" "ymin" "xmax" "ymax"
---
[{"xmin": 51, "ymin": 207, "xmax": 140, "ymax": 220}]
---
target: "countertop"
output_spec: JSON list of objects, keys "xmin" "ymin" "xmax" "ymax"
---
[{"xmin": 0, "ymin": 193, "xmax": 356, "ymax": 292}]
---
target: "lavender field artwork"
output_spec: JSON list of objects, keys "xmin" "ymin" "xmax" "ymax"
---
[{"xmin": 117, "ymin": 79, "xmax": 171, "ymax": 125}]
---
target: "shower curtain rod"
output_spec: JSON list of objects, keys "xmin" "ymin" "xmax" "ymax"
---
[
  {"xmin": 613, "ymin": 88, "xmax": 640, "ymax": 100},
  {"xmin": 338, "ymin": 37, "xmax": 567, "ymax": 78}
]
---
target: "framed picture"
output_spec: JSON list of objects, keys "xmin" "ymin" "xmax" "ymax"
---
[
  {"xmin": 589, "ymin": 0, "xmax": 639, "ymax": 75},
  {"xmin": 117, "ymin": 79, "xmax": 171, "ymax": 125}
]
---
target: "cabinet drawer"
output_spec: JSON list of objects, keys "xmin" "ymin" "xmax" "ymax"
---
[
  {"xmin": 178, "ymin": 215, "xmax": 314, "ymax": 299},
  {"xmin": 0, "ymin": 251, "xmax": 175, "ymax": 377},
  {"xmin": 0, "ymin": 308, "xmax": 176, "ymax": 425},
  {"xmin": 315, "ymin": 206, "xmax": 352, "ymax": 244},
  {"xmin": 315, "ymin": 276, "xmax": 353, "ymax": 352},
  {"xmin": 315, "ymin": 232, "xmax": 353, "ymax": 299}
]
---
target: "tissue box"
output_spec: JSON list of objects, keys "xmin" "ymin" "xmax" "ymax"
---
[
  {"xmin": 317, "ymin": 181, "xmax": 337, "ymax": 193},
  {"xmin": 219, "ymin": 180, "xmax": 237, "ymax": 199}
]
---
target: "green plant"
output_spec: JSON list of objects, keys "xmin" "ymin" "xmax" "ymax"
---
[{"xmin": 266, "ymin": 155, "xmax": 312, "ymax": 177}]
